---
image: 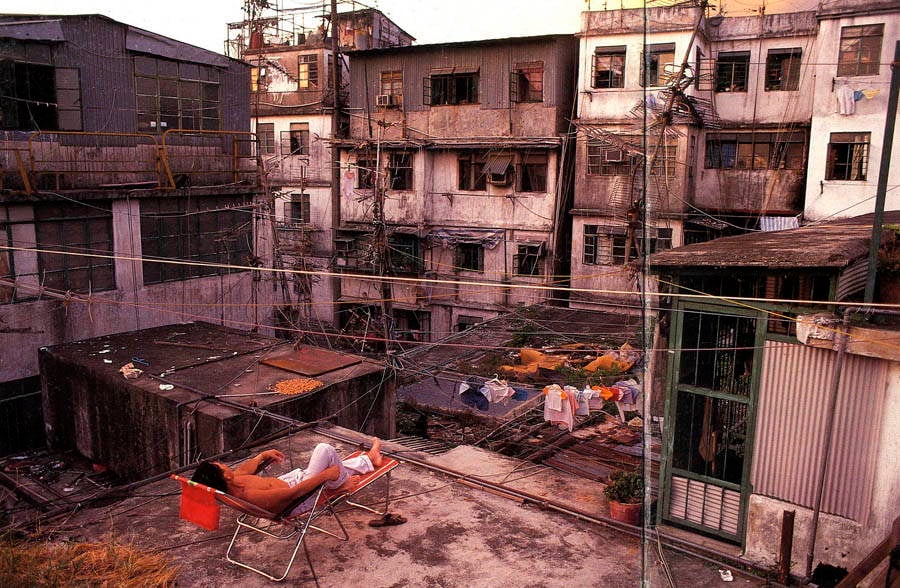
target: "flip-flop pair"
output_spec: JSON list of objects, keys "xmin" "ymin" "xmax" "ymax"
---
[{"xmin": 368, "ymin": 513, "xmax": 407, "ymax": 527}]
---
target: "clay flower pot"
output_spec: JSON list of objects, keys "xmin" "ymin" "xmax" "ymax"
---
[{"xmin": 608, "ymin": 499, "xmax": 642, "ymax": 525}]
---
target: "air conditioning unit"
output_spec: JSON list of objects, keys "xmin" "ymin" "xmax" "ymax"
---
[
  {"xmin": 375, "ymin": 94, "xmax": 392, "ymax": 107},
  {"xmin": 603, "ymin": 149, "xmax": 625, "ymax": 163}
]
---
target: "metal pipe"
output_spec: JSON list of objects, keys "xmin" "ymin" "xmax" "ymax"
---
[
  {"xmin": 778, "ymin": 510, "xmax": 796, "ymax": 585},
  {"xmin": 805, "ymin": 308, "xmax": 852, "ymax": 578}
]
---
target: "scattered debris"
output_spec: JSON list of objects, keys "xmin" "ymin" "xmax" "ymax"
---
[
  {"xmin": 718, "ymin": 569, "xmax": 734, "ymax": 582},
  {"xmin": 158, "ymin": 384, "xmax": 174, "ymax": 391},
  {"xmin": 118, "ymin": 363, "xmax": 143, "ymax": 379}
]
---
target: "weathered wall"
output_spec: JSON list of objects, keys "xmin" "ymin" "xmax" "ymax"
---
[
  {"xmin": 258, "ymin": 114, "xmax": 333, "ymax": 186},
  {"xmin": 804, "ymin": 12, "xmax": 900, "ymax": 220},
  {"xmin": 693, "ymin": 166, "xmax": 805, "ymax": 212}
]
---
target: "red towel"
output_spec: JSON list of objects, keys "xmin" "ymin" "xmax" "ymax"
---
[{"xmin": 177, "ymin": 478, "xmax": 220, "ymax": 531}]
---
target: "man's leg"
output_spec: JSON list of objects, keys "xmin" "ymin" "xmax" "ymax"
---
[{"xmin": 304, "ymin": 443, "xmax": 351, "ymax": 489}]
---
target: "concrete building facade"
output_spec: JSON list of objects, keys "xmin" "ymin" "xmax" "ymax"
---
[{"xmin": 0, "ymin": 14, "xmax": 270, "ymax": 454}]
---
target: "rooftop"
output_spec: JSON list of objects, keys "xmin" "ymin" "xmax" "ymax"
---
[{"xmin": 4, "ymin": 426, "xmax": 769, "ymax": 586}]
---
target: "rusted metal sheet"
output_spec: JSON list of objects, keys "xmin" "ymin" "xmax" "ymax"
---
[
  {"xmin": 262, "ymin": 345, "xmax": 362, "ymax": 376},
  {"xmin": 751, "ymin": 341, "xmax": 887, "ymax": 521}
]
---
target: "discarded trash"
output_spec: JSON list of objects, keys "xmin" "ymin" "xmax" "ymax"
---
[
  {"xmin": 119, "ymin": 363, "xmax": 143, "ymax": 379},
  {"xmin": 103, "ymin": 359, "xmax": 113, "ymax": 364},
  {"xmin": 207, "ymin": 356, "xmax": 221, "ymax": 360},
  {"xmin": 718, "ymin": 569, "xmax": 733, "ymax": 582},
  {"xmin": 158, "ymin": 384, "xmax": 174, "ymax": 391},
  {"xmin": 97, "ymin": 349, "xmax": 111, "ymax": 354},
  {"xmin": 627, "ymin": 416, "xmax": 643, "ymax": 428}
]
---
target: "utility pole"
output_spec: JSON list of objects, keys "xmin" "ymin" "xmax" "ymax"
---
[
  {"xmin": 372, "ymin": 122, "xmax": 394, "ymax": 353},
  {"xmin": 329, "ymin": 0, "xmax": 343, "ymax": 327},
  {"xmin": 864, "ymin": 41, "xmax": 900, "ymax": 303}
]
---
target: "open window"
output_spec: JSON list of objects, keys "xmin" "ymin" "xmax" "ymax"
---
[
  {"xmin": 641, "ymin": 43, "xmax": 675, "ymax": 87},
  {"xmin": 0, "ymin": 60, "xmax": 69, "ymax": 131},
  {"xmin": 283, "ymin": 193, "xmax": 311, "ymax": 224},
  {"xmin": 517, "ymin": 152, "xmax": 548, "ymax": 192},
  {"xmin": 510, "ymin": 62, "xmax": 543, "ymax": 103},
  {"xmin": 282, "ymin": 122, "xmax": 309, "ymax": 156},
  {"xmin": 388, "ymin": 233, "xmax": 422, "ymax": 274},
  {"xmin": 458, "ymin": 151, "xmax": 487, "ymax": 191},
  {"xmin": 765, "ymin": 48, "xmax": 801, "ymax": 91},
  {"xmin": 715, "ymin": 52, "xmax": 750, "ymax": 93},
  {"xmin": 456, "ymin": 242, "xmax": 484, "ymax": 272},
  {"xmin": 482, "ymin": 154, "xmax": 513, "ymax": 186},
  {"xmin": 424, "ymin": 67, "xmax": 479, "ymax": 106},
  {"xmin": 514, "ymin": 243, "xmax": 544, "ymax": 276},
  {"xmin": 826, "ymin": 132, "xmax": 870, "ymax": 181}
]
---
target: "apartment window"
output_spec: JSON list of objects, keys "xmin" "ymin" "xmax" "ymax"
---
[
  {"xmin": 380, "ymin": 70, "xmax": 403, "ymax": 105},
  {"xmin": 424, "ymin": 69, "xmax": 479, "ymax": 105},
  {"xmin": 456, "ymin": 243, "xmax": 484, "ymax": 272},
  {"xmin": 715, "ymin": 52, "xmax": 750, "ymax": 92},
  {"xmin": 587, "ymin": 137, "xmax": 677, "ymax": 177},
  {"xmin": 642, "ymin": 43, "xmax": 675, "ymax": 87},
  {"xmin": 612, "ymin": 228, "xmax": 672, "ymax": 264},
  {"xmin": 837, "ymin": 24, "xmax": 884, "ymax": 77},
  {"xmin": 705, "ymin": 132, "xmax": 806, "ymax": 170},
  {"xmin": 283, "ymin": 194, "xmax": 310, "ymax": 224},
  {"xmin": 456, "ymin": 315, "xmax": 482, "ymax": 332},
  {"xmin": 256, "ymin": 122, "xmax": 275, "ymax": 155},
  {"xmin": 282, "ymin": 122, "xmax": 309, "ymax": 155},
  {"xmin": 298, "ymin": 54, "xmax": 318, "ymax": 89},
  {"xmin": 514, "ymin": 243, "xmax": 544, "ymax": 276},
  {"xmin": 583, "ymin": 225, "xmax": 601, "ymax": 265},
  {"xmin": 510, "ymin": 62, "xmax": 543, "ymax": 103},
  {"xmin": 517, "ymin": 153, "xmax": 548, "ymax": 192},
  {"xmin": 135, "ymin": 56, "xmax": 220, "ymax": 132},
  {"xmin": 826, "ymin": 132, "xmax": 870, "ymax": 181},
  {"xmin": 389, "ymin": 233, "xmax": 422, "ymax": 274},
  {"xmin": 387, "ymin": 152, "xmax": 413, "ymax": 190},
  {"xmin": 32, "ymin": 202, "xmax": 115, "ymax": 294},
  {"xmin": 593, "ymin": 46, "xmax": 626, "ymax": 89},
  {"xmin": 356, "ymin": 154, "xmax": 377, "ymax": 189},
  {"xmin": 458, "ymin": 151, "xmax": 487, "ymax": 191},
  {"xmin": 140, "ymin": 197, "xmax": 252, "ymax": 284},
  {"xmin": 250, "ymin": 66, "xmax": 265, "ymax": 92},
  {"xmin": 765, "ymin": 48, "xmax": 801, "ymax": 91},
  {"xmin": 0, "ymin": 61, "xmax": 81, "ymax": 131}
]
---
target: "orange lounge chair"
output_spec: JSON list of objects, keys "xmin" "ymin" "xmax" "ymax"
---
[{"xmin": 172, "ymin": 451, "xmax": 401, "ymax": 583}]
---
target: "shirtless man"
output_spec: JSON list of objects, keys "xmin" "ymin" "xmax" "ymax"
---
[{"xmin": 191, "ymin": 438, "xmax": 384, "ymax": 515}]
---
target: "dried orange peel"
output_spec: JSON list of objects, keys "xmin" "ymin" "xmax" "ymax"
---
[{"xmin": 270, "ymin": 378, "xmax": 323, "ymax": 395}]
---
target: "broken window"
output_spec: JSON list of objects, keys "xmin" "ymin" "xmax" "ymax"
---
[
  {"xmin": 514, "ymin": 243, "xmax": 544, "ymax": 276},
  {"xmin": 356, "ymin": 154, "xmax": 377, "ymax": 189},
  {"xmin": 826, "ymin": 132, "xmax": 870, "ymax": 181},
  {"xmin": 388, "ymin": 233, "xmax": 422, "ymax": 274},
  {"xmin": 256, "ymin": 122, "xmax": 275, "ymax": 154},
  {"xmin": 458, "ymin": 151, "xmax": 487, "ymax": 191},
  {"xmin": 456, "ymin": 243, "xmax": 484, "ymax": 272},
  {"xmin": 510, "ymin": 62, "xmax": 543, "ymax": 103},
  {"xmin": 705, "ymin": 132, "xmax": 806, "ymax": 170},
  {"xmin": 715, "ymin": 52, "xmax": 750, "ymax": 92},
  {"xmin": 283, "ymin": 193, "xmax": 310, "ymax": 224},
  {"xmin": 837, "ymin": 24, "xmax": 883, "ymax": 77},
  {"xmin": 641, "ymin": 43, "xmax": 675, "ymax": 87},
  {"xmin": 424, "ymin": 69, "xmax": 479, "ymax": 106},
  {"xmin": 387, "ymin": 152, "xmax": 413, "ymax": 190},
  {"xmin": 517, "ymin": 152, "xmax": 548, "ymax": 192},
  {"xmin": 593, "ymin": 46, "xmax": 626, "ymax": 89},
  {"xmin": 0, "ymin": 60, "xmax": 64, "ymax": 131},
  {"xmin": 456, "ymin": 315, "xmax": 482, "ymax": 332},
  {"xmin": 140, "ymin": 197, "xmax": 252, "ymax": 284},
  {"xmin": 380, "ymin": 70, "xmax": 403, "ymax": 105},
  {"xmin": 134, "ymin": 56, "xmax": 220, "ymax": 132},
  {"xmin": 33, "ymin": 202, "xmax": 115, "ymax": 293},
  {"xmin": 282, "ymin": 122, "xmax": 309, "ymax": 155},
  {"xmin": 765, "ymin": 48, "xmax": 801, "ymax": 91},
  {"xmin": 298, "ymin": 54, "xmax": 318, "ymax": 89}
]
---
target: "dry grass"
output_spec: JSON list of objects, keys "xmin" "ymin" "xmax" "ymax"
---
[{"xmin": 0, "ymin": 536, "xmax": 178, "ymax": 587}]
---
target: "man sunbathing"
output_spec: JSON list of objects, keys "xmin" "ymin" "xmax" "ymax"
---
[{"xmin": 191, "ymin": 438, "xmax": 384, "ymax": 516}]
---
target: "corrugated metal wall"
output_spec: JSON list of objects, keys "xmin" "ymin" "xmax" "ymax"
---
[{"xmin": 751, "ymin": 341, "xmax": 887, "ymax": 522}]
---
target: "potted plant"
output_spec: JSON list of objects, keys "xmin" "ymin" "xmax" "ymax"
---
[{"xmin": 604, "ymin": 470, "xmax": 643, "ymax": 525}]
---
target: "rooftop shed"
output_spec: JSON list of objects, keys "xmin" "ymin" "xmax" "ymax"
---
[{"xmin": 40, "ymin": 322, "xmax": 394, "ymax": 481}]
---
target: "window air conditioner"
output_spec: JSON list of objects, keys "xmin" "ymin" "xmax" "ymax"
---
[
  {"xmin": 603, "ymin": 149, "xmax": 625, "ymax": 163},
  {"xmin": 375, "ymin": 94, "xmax": 392, "ymax": 107}
]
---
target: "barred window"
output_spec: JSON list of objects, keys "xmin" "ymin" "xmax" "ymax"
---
[
  {"xmin": 593, "ymin": 47, "xmax": 626, "ymax": 89},
  {"xmin": 389, "ymin": 233, "xmax": 422, "ymax": 274},
  {"xmin": 425, "ymin": 71, "xmax": 479, "ymax": 106},
  {"xmin": 134, "ymin": 56, "xmax": 219, "ymax": 132},
  {"xmin": 715, "ymin": 52, "xmax": 750, "ymax": 93},
  {"xmin": 705, "ymin": 132, "xmax": 806, "ymax": 170},
  {"xmin": 140, "ymin": 197, "xmax": 252, "ymax": 284},
  {"xmin": 826, "ymin": 132, "xmax": 870, "ymax": 181},
  {"xmin": 765, "ymin": 48, "xmax": 801, "ymax": 91},
  {"xmin": 587, "ymin": 137, "xmax": 677, "ymax": 177}
]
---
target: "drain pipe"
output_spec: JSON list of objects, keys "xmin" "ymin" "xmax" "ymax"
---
[{"xmin": 804, "ymin": 308, "xmax": 853, "ymax": 579}]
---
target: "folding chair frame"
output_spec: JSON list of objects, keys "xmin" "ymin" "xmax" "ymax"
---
[{"xmin": 175, "ymin": 455, "xmax": 399, "ymax": 584}]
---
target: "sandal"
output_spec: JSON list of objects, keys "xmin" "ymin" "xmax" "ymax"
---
[{"xmin": 368, "ymin": 513, "xmax": 407, "ymax": 527}]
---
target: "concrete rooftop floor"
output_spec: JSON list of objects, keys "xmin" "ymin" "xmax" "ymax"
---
[{"xmin": 42, "ymin": 428, "xmax": 772, "ymax": 587}]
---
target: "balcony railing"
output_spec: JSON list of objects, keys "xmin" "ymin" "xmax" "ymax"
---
[{"xmin": 0, "ymin": 130, "xmax": 262, "ymax": 194}]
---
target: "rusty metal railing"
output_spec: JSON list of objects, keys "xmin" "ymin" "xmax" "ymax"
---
[{"xmin": 160, "ymin": 129, "xmax": 262, "ymax": 190}]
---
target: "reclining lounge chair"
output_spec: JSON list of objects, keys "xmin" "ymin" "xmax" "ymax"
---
[{"xmin": 172, "ymin": 450, "xmax": 400, "ymax": 583}]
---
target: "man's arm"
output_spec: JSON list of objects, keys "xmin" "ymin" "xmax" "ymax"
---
[
  {"xmin": 241, "ymin": 465, "xmax": 340, "ymax": 513},
  {"xmin": 234, "ymin": 449, "xmax": 285, "ymax": 475}
]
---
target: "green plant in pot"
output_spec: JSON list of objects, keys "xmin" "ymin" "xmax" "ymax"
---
[{"xmin": 604, "ymin": 470, "xmax": 643, "ymax": 525}]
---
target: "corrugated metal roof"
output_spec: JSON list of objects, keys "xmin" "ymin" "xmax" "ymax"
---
[
  {"xmin": 126, "ymin": 27, "xmax": 234, "ymax": 67},
  {"xmin": 759, "ymin": 216, "xmax": 799, "ymax": 232},
  {"xmin": 650, "ymin": 211, "xmax": 900, "ymax": 270}
]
